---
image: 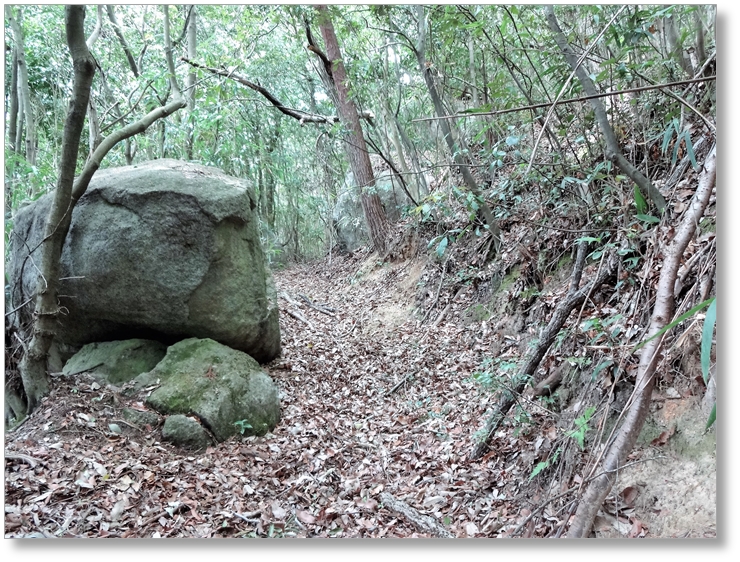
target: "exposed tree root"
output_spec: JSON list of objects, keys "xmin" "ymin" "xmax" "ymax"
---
[
  {"xmin": 380, "ymin": 492, "xmax": 453, "ymax": 538},
  {"xmin": 471, "ymin": 241, "xmax": 618, "ymax": 460}
]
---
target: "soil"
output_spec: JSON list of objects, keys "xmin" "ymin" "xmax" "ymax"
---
[{"xmin": 4, "ymin": 250, "xmax": 716, "ymax": 538}]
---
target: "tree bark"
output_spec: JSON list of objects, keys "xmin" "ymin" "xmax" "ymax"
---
[
  {"xmin": 312, "ymin": 5, "xmax": 389, "ymax": 254},
  {"xmin": 7, "ymin": 44, "xmax": 19, "ymax": 154},
  {"xmin": 567, "ymin": 144, "xmax": 716, "ymax": 537},
  {"xmin": 544, "ymin": 5, "xmax": 667, "ymax": 213},
  {"xmin": 185, "ymin": 5, "xmax": 197, "ymax": 160},
  {"xmin": 663, "ymin": 10, "xmax": 694, "ymax": 77},
  {"xmin": 106, "ymin": 5, "xmax": 139, "ymax": 77},
  {"xmin": 6, "ymin": 5, "xmax": 37, "ymax": 166},
  {"xmin": 18, "ymin": 5, "xmax": 186, "ymax": 413},
  {"xmin": 19, "ymin": 5, "xmax": 96, "ymax": 412}
]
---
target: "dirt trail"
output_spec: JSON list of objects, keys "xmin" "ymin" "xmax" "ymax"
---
[{"xmin": 4, "ymin": 252, "xmax": 715, "ymax": 538}]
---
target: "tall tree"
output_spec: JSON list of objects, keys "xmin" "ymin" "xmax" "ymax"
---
[
  {"xmin": 6, "ymin": 5, "xmax": 37, "ymax": 166},
  {"xmin": 310, "ymin": 5, "xmax": 389, "ymax": 254}
]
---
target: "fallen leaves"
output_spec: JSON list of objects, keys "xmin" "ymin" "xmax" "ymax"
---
[{"xmin": 4, "ymin": 250, "xmax": 693, "ymax": 539}]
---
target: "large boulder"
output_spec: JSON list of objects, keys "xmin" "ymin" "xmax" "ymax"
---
[
  {"xmin": 133, "ymin": 338, "xmax": 280, "ymax": 441},
  {"xmin": 9, "ymin": 159, "xmax": 280, "ymax": 363}
]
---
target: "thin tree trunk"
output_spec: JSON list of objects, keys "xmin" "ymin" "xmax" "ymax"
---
[
  {"xmin": 385, "ymin": 103, "xmax": 416, "ymax": 200},
  {"xmin": 7, "ymin": 45, "xmax": 19, "ymax": 153},
  {"xmin": 663, "ymin": 9, "xmax": 693, "ymax": 77},
  {"xmin": 7, "ymin": 5, "xmax": 37, "ymax": 166},
  {"xmin": 86, "ymin": 4, "xmax": 104, "ymax": 48},
  {"xmin": 313, "ymin": 5, "xmax": 389, "ymax": 254},
  {"xmin": 18, "ymin": 5, "xmax": 186, "ymax": 413},
  {"xmin": 185, "ymin": 5, "xmax": 197, "ymax": 160},
  {"xmin": 415, "ymin": 5, "xmax": 500, "ymax": 249},
  {"xmin": 693, "ymin": 8, "xmax": 706, "ymax": 67},
  {"xmin": 567, "ymin": 145, "xmax": 716, "ymax": 537},
  {"xmin": 19, "ymin": 5, "xmax": 96, "ymax": 412},
  {"xmin": 544, "ymin": 5, "xmax": 667, "ymax": 213},
  {"xmin": 106, "ymin": 5, "xmax": 139, "ymax": 77},
  {"xmin": 85, "ymin": 5, "xmax": 104, "ymax": 158},
  {"xmin": 394, "ymin": 113, "xmax": 429, "ymax": 198}
]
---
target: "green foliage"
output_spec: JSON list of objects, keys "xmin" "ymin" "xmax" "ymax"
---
[
  {"xmin": 234, "ymin": 419, "xmax": 253, "ymax": 435},
  {"xmin": 633, "ymin": 298, "xmax": 715, "ymax": 353},
  {"xmin": 529, "ymin": 446, "xmax": 562, "ymax": 481},
  {"xmin": 5, "ymin": 3, "xmax": 714, "ymax": 267},
  {"xmin": 473, "ymin": 357, "xmax": 520, "ymax": 390},
  {"xmin": 567, "ymin": 407, "xmax": 596, "ymax": 450}
]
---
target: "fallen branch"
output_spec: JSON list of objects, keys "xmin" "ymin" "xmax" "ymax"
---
[
  {"xmin": 5, "ymin": 453, "xmax": 45, "ymax": 468},
  {"xmin": 432, "ymin": 286, "xmax": 465, "ymax": 328},
  {"xmin": 567, "ymin": 144, "xmax": 716, "ymax": 537},
  {"xmin": 380, "ymin": 492, "xmax": 453, "ymax": 538},
  {"xmin": 298, "ymin": 293, "xmax": 336, "ymax": 316},
  {"xmin": 385, "ymin": 372, "xmax": 417, "ymax": 396},
  {"xmin": 284, "ymin": 308, "xmax": 313, "ymax": 329},
  {"xmin": 470, "ymin": 241, "xmax": 618, "ymax": 460}
]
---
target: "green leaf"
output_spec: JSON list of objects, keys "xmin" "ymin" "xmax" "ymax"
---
[
  {"xmin": 591, "ymin": 359, "xmax": 614, "ymax": 381},
  {"xmin": 108, "ymin": 423, "xmax": 122, "ymax": 435},
  {"xmin": 633, "ymin": 185, "xmax": 648, "ymax": 214},
  {"xmin": 635, "ymin": 213, "xmax": 660, "ymax": 224},
  {"xmin": 701, "ymin": 298, "xmax": 716, "ymax": 383},
  {"xmin": 529, "ymin": 460, "xmax": 549, "ymax": 481},
  {"xmin": 436, "ymin": 236, "xmax": 448, "ymax": 258},
  {"xmin": 705, "ymin": 403, "xmax": 716, "ymax": 429},
  {"xmin": 684, "ymin": 131, "xmax": 698, "ymax": 170},
  {"xmin": 633, "ymin": 298, "xmax": 715, "ymax": 352}
]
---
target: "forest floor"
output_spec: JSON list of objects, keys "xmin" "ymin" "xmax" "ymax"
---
[{"xmin": 4, "ymin": 249, "xmax": 715, "ymax": 538}]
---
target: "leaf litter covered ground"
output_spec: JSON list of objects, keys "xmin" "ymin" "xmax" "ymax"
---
[{"xmin": 4, "ymin": 249, "xmax": 715, "ymax": 538}]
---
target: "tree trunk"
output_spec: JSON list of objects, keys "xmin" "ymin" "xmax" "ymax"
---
[
  {"xmin": 7, "ymin": 44, "xmax": 19, "ymax": 154},
  {"xmin": 313, "ymin": 5, "xmax": 389, "ymax": 254},
  {"xmin": 544, "ymin": 5, "xmax": 667, "ymax": 213},
  {"xmin": 18, "ymin": 5, "xmax": 186, "ymax": 413},
  {"xmin": 19, "ymin": 5, "xmax": 97, "ymax": 412},
  {"xmin": 6, "ymin": 5, "xmax": 37, "ymax": 166},
  {"xmin": 185, "ymin": 5, "xmax": 197, "ymax": 160},
  {"xmin": 415, "ymin": 5, "xmax": 500, "ymax": 249},
  {"xmin": 663, "ymin": 10, "xmax": 694, "ymax": 77}
]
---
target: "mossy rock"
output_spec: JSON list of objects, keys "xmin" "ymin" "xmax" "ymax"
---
[
  {"xmin": 122, "ymin": 407, "xmax": 162, "ymax": 429},
  {"xmin": 133, "ymin": 338, "xmax": 280, "ymax": 442},
  {"xmin": 62, "ymin": 339, "xmax": 167, "ymax": 385},
  {"xmin": 161, "ymin": 414, "xmax": 213, "ymax": 451}
]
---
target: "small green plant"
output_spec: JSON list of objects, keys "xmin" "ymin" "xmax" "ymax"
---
[
  {"xmin": 567, "ymin": 407, "xmax": 596, "ymax": 449},
  {"xmin": 529, "ymin": 446, "xmax": 562, "ymax": 480},
  {"xmin": 511, "ymin": 405, "xmax": 533, "ymax": 437},
  {"xmin": 234, "ymin": 419, "xmax": 253, "ymax": 434},
  {"xmin": 473, "ymin": 357, "xmax": 518, "ymax": 389}
]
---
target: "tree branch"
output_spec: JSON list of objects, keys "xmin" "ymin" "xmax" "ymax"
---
[{"xmin": 181, "ymin": 57, "xmax": 339, "ymax": 125}]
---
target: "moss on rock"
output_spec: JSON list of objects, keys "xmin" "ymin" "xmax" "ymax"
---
[
  {"xmin": 134, "ymin": 338, "xmax": 280, "ymax": 442},
  {"xmin": 62, "ymin": 339, "xmax": 167, "ymax": 384}
]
